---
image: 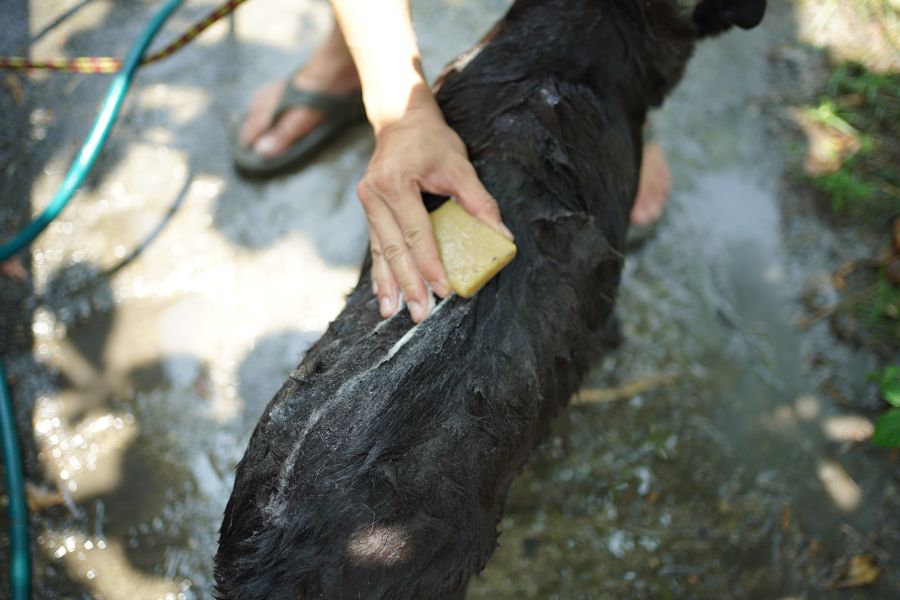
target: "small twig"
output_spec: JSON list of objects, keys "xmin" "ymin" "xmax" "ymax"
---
[
  {"xmin": 840, "ymin": 524, "xmax": 891, "ymax": 564},
  {"xmin": 573, "ymin": 372, "xmax": 679, "ymax": 405},
  {"xmin": 24, "ymin": 481, "xmax": 65, "ymax": 513},
  {"xmin": 796, "ymin": 284, "xmax": 878, "ymax": 330},
  {"xmin": 833, "ymin": 257, "xmax": 883, "ymax": 289}
]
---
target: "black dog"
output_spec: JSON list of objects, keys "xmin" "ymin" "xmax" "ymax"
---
[{"xmin": 214, "ymin": 1, "xmax": 766, "ymax": 597}]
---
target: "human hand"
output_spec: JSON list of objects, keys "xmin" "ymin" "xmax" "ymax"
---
[{"xmin": 357, "ymin": 99, "xmax": 512, "ymax": 324}]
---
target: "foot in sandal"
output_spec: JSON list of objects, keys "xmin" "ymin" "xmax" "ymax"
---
[{"xmin": 232, "ymin": 24, "xmax": 366, "ymax": 177}]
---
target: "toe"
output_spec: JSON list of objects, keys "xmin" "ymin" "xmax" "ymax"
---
[
  {"xmin": 252, "ymin": 108, "xmax": 321, "ymax": 158},
  {"xmin": 240, "ymin": 80, "xmax": 286, "ymax": 147}
]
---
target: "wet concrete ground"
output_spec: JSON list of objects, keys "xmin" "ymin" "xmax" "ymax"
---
[{"xmin": 1, "ymin": 0, "xmax": 897, "ymax": 598}]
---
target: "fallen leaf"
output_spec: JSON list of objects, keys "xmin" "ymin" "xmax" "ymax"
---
[
  {"xmin": 2, "ymin": 75, "xmax": 23, "ymax": 106},
  {"xmin": 790, "ymin": 107, "xmax": 861, "ymax": 177},
  {"xmin": 842, "ymin": 555, "xmax": 880, "ymax": 587},
  {"xmin": 781, "ymin": 505, "xmax": 792, "ymax": 532},
  {"xmin": 825, "ymin": 554, "xmax": 881, "ymax": 589},
  {"xmin": 873, "ymin": 409, "xmax": 900, "ymax": 447},
  {"xmin": 0, "ymin": 256, "xmax": 27, "ymax": 281},
  {"xmin": 25, "ymin": 481, "xmax": 65, "ymax": 512}
]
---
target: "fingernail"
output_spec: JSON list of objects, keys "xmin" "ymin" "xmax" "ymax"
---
[
  {"xmin": 380, "ymin": 296, "xmax": 394, "ymax": 317},
  {"xmin": 408, "ymin": 300, "xmax": 427, "ymax": 322},
  {"xmin": 429, "ymin": 280, "xmax": 450, "ymax": 298},
  {"xmin": 254, "ymin": 135, "xmax": 277, "ymax": 156},
  {"xmin": 498, "ymin": 223, "xmax": 515, "ymax": 241}
]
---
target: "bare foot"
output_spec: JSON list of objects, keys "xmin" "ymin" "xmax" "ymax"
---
[
  {"xmin": 240, "ymin": 24, "xmax": 361, "ymax": 159},
  {"xmin": 631, "ymin": 141, "xmax": 672, "ymax": 227}
]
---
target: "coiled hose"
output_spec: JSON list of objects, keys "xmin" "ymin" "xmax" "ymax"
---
[
  {"xmin": 0, "ymin": 0, "xmax": 185, "ymax": 261},
  {"xmin": 1, "ymin": 1, "xmax": 185, "ymax": 597},
  {"xmin": 0, "ymin": 357, "xmax": 29, "ymax": 600}
]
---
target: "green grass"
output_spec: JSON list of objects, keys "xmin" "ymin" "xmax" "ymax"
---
[
  {"xmin": 808, "ymin": 2, "xmax": 900, "ymax": 449},
  {"xmin": 800, "ymin": 60, "xmax": 900, "ymax": 354},
  {"xmin": 807, "ymin": 63, "xmax": 900, "ymax": 225},
  {"xmin": 851, "ymin": 269, "xmax": 900, "ymax": 355},
  {"xmin": 872, "ymin": 365, "xmax": 900, "ymax": 448},
  {"xmin": 814, "ymin": 169, "xmax": 877, "ymax": 213}
]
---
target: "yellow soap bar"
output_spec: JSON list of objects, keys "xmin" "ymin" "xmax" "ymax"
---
[{"xmin": 429, "ymin": 199, "xmax": 517, "ymax": 298}]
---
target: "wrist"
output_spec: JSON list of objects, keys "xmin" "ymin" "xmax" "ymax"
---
[{"xmin": 366, "ymin": 75, "xmax": 441, "ymax": 135}]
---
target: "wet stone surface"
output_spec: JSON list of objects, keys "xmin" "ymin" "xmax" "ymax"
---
[{"xmin": 1, "ymin": 0, "xmax": 897, "ymax": 598}]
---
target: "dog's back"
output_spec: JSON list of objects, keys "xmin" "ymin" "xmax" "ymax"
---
[{"xmin": 214, "ymin": 2, "xmax": 765, "ymax": 598}]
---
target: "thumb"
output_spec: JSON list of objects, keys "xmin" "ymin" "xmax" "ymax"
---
[{"xmin": 449, "ymin": 162, "xmax": 514, "ymax": 241}]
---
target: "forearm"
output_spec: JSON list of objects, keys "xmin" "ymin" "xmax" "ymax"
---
[
  {"xmin": 329, "ymin": 0, "xmax": 508, "ymax": 322},
  {"xmin": 329, "ymin": 0, "xmax": 438, "ymax": 134}
]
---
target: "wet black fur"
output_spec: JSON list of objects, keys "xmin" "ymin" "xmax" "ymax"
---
[{"xmin": 214, "ymin": 1, "xmax": 765, "ymax": 598}]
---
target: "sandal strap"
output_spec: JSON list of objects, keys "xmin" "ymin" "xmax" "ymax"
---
[{"xmin": 268, "ymin": 79, "xmax": 364, "ymax": 129}]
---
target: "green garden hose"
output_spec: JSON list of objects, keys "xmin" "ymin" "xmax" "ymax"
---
[
  {"xmin": 0, "ymin": 0, "xmax": 186, "ymax": 262},
  {"xmin": 0, "ymin": 1, "xmax": 186, "ymax": 597},
  {"xmin": 0, "ymin": 356, "xmax": 29, "ymax": 600}
]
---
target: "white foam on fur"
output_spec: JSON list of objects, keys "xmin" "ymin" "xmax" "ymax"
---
[
  {"xmin": 382, "ymin": 292, "xmax": 451, "ymax": 363},
  {"xmin": 265, "ymin": 291, "xmax": 453, "ymax": 522}
]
